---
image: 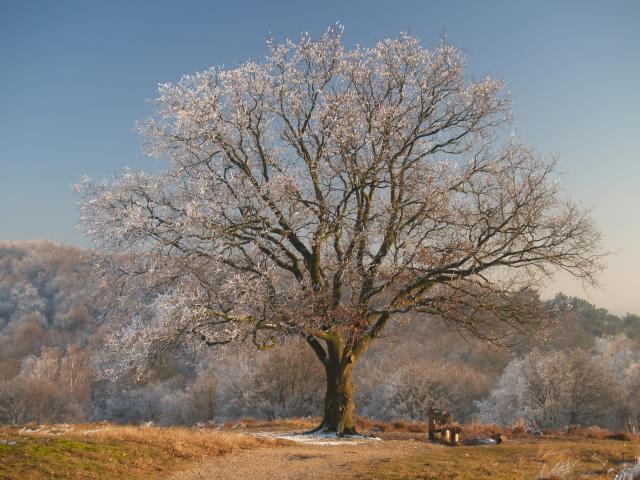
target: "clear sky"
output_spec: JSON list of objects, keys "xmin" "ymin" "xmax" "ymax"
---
[{"xmin": 1, "ymin": 0, "xmax": 638, "ymax": 314}]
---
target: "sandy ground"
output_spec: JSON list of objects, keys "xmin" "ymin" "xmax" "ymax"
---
[{"xmin": 170, "ymin": 435, "xmax": 422, "ymax": 480}]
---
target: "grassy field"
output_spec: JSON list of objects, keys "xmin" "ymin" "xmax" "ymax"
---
[
  {"xmin": 0, "ymin": 423, "xmax": 287, "ymax": 480},
  {"xmin": 1, "ymin": 420, "xmax": 639, "ymax": 479},
  {"xmin": 351, "ymin": 436, "xmax": 640, "ymax": 479}
]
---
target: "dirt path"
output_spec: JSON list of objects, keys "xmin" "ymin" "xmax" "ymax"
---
[{"xmin": 170, "ymin": 438, "xmax": 422, "ymax": 480}]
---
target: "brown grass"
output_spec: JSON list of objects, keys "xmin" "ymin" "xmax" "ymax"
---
[
  {"xmin": 510, "ymin": 418, "xmax": 528, "ymax": 435},
  {"xmin": 607, "ymin": 432, "xmax": 640, "ymax": 442},
  {"xmin": 353, "ymin": 416, "xmax": 428, "ymax": 433},
  {"xmin": 407, "ymin": 422, "xmax": 427, "ymax": 433},
  {"xmin": 79, "ymin": 423, "xmax": 286, "ymax": 457},
  {"xmin": 566, "ymin": 425, "xmax": 611, "ymax": 439},
  {"xmin": 221, "ymin": 417, "xmax": 318, "ymax": 431},
  {"xmin": 460, "ymin": 420, "xmax": 506, "ymax": 438},
  {"xmin": 220, "ymin": 416, "xmax": 431, "ymax": 434},
  {"xmin": 353, "ymin": 437, "xmax": 640, "ymax": 480},
  {"xmin": 3, "ymin": 419, "xmax": 639, "ymax": 480},
  {"xmin": 0, "ymin": 423, "xmax": 287, "ymax": 480}
]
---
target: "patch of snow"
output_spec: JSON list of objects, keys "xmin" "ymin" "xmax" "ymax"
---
[
  {"xmin": 252, "ymin": 431, "xmax": 381, "ymax": 446},
  {"xmin": 18, "ymin": 427, "xmax": 41, "ymax": 434},
  {"xmin": 17, "ymin": 424, "xmax": 72, "ymax": 436},
  {"xmin": 464, "ymin": 437, "xmax": 497, "ymax": 445},
  {"xmin": 615, "ymin": 462, "xmax": 640, "ymax": 480}
]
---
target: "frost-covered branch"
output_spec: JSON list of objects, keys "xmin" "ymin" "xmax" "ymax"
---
[{"xmin": 77, "ymin": 25, "xmax": 603, "ymax": 377}]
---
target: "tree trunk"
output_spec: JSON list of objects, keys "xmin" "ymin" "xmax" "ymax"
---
[{"xmin": 313, "ymin": 361, "xmax": 357, "ymax": 435}]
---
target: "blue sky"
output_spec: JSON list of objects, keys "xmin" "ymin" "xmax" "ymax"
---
[{"xmin": 1, "ymin": 0, "xmax": 638, "ymax": 313}]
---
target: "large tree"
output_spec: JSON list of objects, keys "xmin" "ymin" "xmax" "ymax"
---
[{"xmin": 77, "ymin": 26, "xmax": 602, "ymax": 434}]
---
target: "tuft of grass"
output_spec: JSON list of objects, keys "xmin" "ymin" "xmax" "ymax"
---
[
  {"xmin": 538, "ymin": 460, "xmax": 579, "ymax": 480},
  {"xmin": 355, "ymin": 417, "xmax": 427, "ymax": 433},
  {"xmin": 407, "ymin": 422, "xmax": 427, "ymax": 433},
  {"xmin": 461, "ymin": 420, "xmax": 506, "ymax": 438},
  {"xmin": 355, "ymin": 416, "xmax": 375, "ymax": 431},
  {"xmin": 391, "ymin": 420, "xmax": 410, "ymax": 431},
  {"xmin": 537, "ymin": 449, "xmax": 580, "ymax": 479},
  {"xmin": 510, "ymin": 418, "xmax": 528, "ymax": 435},
  {"xmin": 566, "ymin": 425, "xmax": 611, "ymax": 439},
  {"xmin": 606, "ymin": 432, "xmax": 640, "ymax": 442}
]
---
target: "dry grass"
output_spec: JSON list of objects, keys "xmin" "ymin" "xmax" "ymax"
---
[
  {"xmin": 78, "ymin": 423, "xmax": 286, "ymax": 457},
  {"xmin": 221, "ymin": 417, "xmax": 318, "ymax": 431},
  {"xmin": 538, "ymin": 460, "xmax": 579, "ymax": 480},
  {"xmin": 565, "ymin": 425, "xmax": 611, "ymax": 439},
  {"xmin": 222, "ymin": 416, "xmax": 640, "ymax": 441},
  {"xmin": 510, "ymin": 418, "xmax": 529, "ymax": 435},
  {"xmin": 607, "ymin": 432, "xmax": 640, "ymax": 442},
  {"xmin": 0, "ymin": 423, "xmax": 287, "ymax": 480},
  {"xmin": 354, "ymin": 416, "xmax": 428, "ymax": 433},
  {"xmin": 2, "ymin": 420, "xmax": 639, "ymax": 479},
  {"xmin": 460, "ymin": 420, "xmax": 506, "ymax": 438},
  {"xmin": 220, "ymin": 416, "xmax": 431, "ymax": 434},
  {"xmin": 352, "ymin": 437, "xmax": 640, "ymax": 480},
  {"xmin": 537, "ymin": 449, "xmax": 581, "ymax": 479}
]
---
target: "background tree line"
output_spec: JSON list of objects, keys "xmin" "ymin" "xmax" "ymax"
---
[{"xmin": 1, "ymin": 241, "xmax": 638, "ymax": 429}]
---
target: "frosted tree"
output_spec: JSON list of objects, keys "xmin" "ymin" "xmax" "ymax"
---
[
  {"xmin": 477, "ymin": 348, "xmax": 615, "ymax": 428},
  {"xmin": 77, "ymin": 26, "xmax": 602, "ymax": 434}
]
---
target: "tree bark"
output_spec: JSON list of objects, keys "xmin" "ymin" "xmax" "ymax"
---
[{"xmin": 313, "ymin": 360, "xmax": 357, "ymax": 435}]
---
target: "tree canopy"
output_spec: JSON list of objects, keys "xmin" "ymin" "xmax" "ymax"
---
[{"xmin": 77, "ymin": 26, "xmax": 603, "ymax": 434}]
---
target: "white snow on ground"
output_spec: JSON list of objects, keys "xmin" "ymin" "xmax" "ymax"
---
[
  {"xmin": 16, "ymin": 424, "xmax": 104, "ymax": 436},
  {"xmin": 252, "ymin": 431, "xmax": 382, "ymax": 446},
  {"xmin": 615, "ymin": 462, "xmax": 640, "ymax": 480},
  {"xmin": 18, "ymin": 424, "xmax": 72, "ymax": 436}
]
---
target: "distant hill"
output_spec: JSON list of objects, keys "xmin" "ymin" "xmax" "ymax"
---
[
  {"xmin": 0, "ymin": 241, "xmax": 104, "ymax": 380},
  {"xmin": 544, "ymin": 293, "xmax": 640, "ymax": 350}
]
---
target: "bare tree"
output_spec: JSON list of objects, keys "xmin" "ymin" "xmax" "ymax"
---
[
  {"xmin": 0, "ymin": 378, "xmax": 81, "ymax": 424},
  {"xmin": 237, "ymin": 346, "xmax": 324, "ymax": 420},
  {"xmin": 564, "ymin": 349, "xmax": 615, "ymax": 426},
  {"xmin": 77, "ymin": 26, "xmax": 602, "ymax": 434}
]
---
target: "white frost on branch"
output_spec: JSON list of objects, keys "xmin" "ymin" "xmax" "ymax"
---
[{"xmin": 77, "ymin": 25, "xmax": 604, "ymax": 378}]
